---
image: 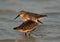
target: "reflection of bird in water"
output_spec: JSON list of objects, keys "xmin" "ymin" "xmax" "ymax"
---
[
  {"xmin": 14, "ymin": 10, "xmax": 47, "ymax": 24},
  {"xmin": 13, "ymin": 20, "xmax": 38, "ymax": 36}
]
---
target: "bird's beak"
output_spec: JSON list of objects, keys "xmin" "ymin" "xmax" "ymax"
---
[{"xmin": 14, "ymin": 14, "xmax": 20, "ymax": 19}]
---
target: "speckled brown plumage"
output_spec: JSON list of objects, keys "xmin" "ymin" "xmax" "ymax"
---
[{"xmin": 13, "ymin": 20, "xmax": 38, "ymax": 32}]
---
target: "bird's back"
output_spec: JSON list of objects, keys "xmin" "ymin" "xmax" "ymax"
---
[{"xmin": 13, "ymin": 20, "xmax": 38, "ymax": 32}]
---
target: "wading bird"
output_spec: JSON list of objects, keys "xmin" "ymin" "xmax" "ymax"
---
[
  {"xmin": 13, "ymin": 20, "xmax": 38, "ymax": 36},
  {"xmin": 14, "ymin": 10, "xmax": 47, "ymax": 24}
]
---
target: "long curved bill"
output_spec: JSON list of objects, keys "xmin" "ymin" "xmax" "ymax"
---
[{"xmin": 14, "ymin": 14, "xmax": 20, "ymax": 19}]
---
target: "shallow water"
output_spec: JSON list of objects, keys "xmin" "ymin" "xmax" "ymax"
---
[
  {"xmin": 0, "ymin": 11, "xmax": 60, "ymax": 42},
  {"xmin": 0, "ymin": 0, "xmax": 60, "ymax": 42}
]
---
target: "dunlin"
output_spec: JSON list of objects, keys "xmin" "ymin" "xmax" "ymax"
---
[
  {"xmin": 14, "ymin": 10, "xmax": 47, "ymax": 24},
  {"xmin": 13, "ymin": 20, "xmax": 38, "ymax": 36}
]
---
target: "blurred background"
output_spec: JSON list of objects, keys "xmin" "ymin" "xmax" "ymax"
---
[
  {"xmin": 0, "ymin": 0, "xmax": 60, "ymax": 12},
  {"xmin": 0, "ymin": 0, "xmax": 60, "ymax": 42}
]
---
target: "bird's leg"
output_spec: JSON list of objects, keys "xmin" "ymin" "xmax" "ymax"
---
[
  {"xmin": 29, "ymin": 33, "xmax": 31, "ymax": 37},
  {"xmin": 37, "ymin": 20, "xmax": 43, "ymax": 24},
  {"xmin": 25, "ymin": 33, "xmax": 27, "ymax": 36},
  {"xmin": 14, "ymin": 14, "xmax": 20, "ymax": 19}
]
